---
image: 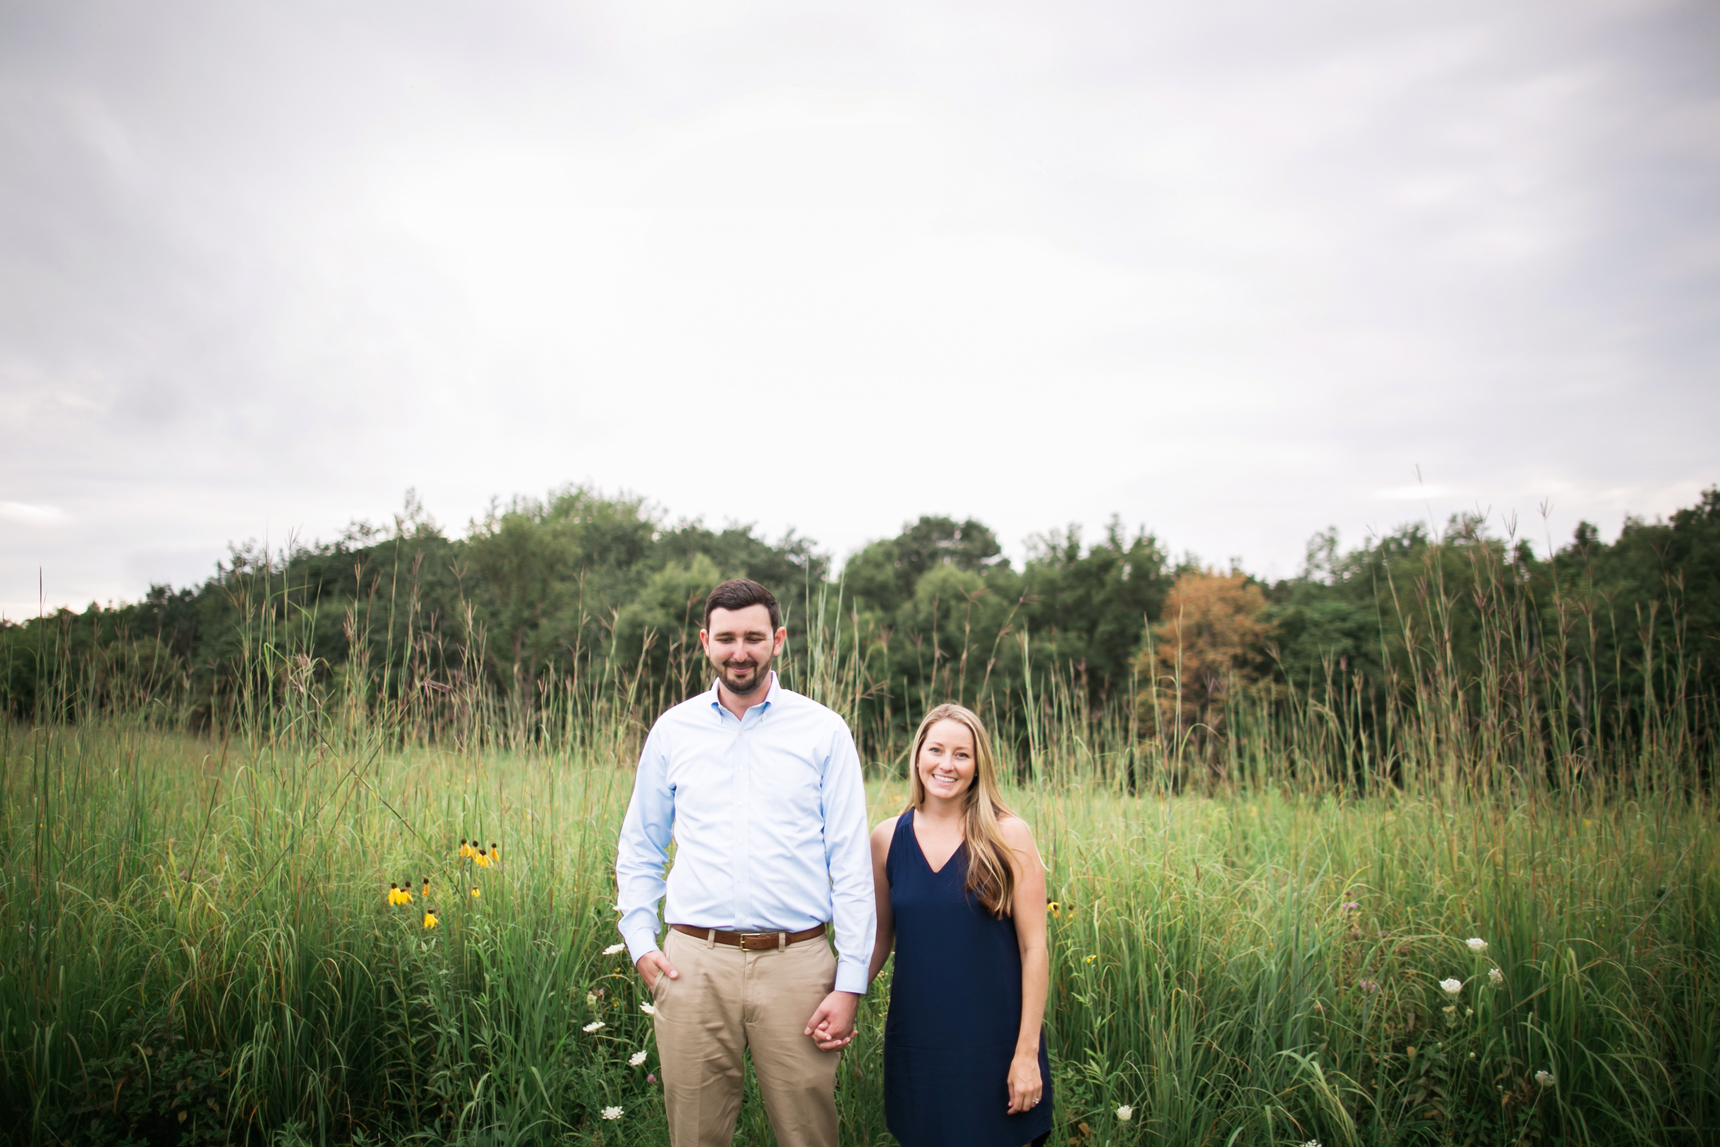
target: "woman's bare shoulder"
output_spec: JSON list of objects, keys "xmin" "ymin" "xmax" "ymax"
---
[
  {"xmin": 996, "ymin": 813, "xmax": 1036, "ymax": 846},
  {"xmin": 871, "ymin": 815, "xmax": 901, "ymax": 848}
]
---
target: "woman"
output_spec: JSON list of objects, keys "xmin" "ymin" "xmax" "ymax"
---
[{"xmin": 868, "ymin": 703, "xmax": 1053, "ymax": 1147}]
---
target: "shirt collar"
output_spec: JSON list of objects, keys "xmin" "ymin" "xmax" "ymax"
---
[{"xmin": 707, "ymin": 670, "xmax": 780, "ymax": 719}]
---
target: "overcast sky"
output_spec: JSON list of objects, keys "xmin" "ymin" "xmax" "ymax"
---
[{"xmin": 3, "ymin": 0, "xmax": 1717, "ymax": 620}]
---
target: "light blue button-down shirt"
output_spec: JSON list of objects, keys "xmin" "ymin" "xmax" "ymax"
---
[{"xmin": 615, "ymin": 673, "xmax": 876, "ymax": 994}]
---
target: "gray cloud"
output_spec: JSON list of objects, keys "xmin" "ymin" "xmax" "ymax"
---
[{"xmin": 2, "ymin": 0, "xmax": 1716, "ymax": 616}]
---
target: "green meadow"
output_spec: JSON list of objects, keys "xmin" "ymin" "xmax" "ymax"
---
[
  {"xmin": 4, "ymin": 709, "xmax": 1717, "ymax": 1146},
  {"xmin": 4, "ymin": 497, "xmax": 1720, "ymax": 1144}
]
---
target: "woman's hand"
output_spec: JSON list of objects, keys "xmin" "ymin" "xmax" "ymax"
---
[{"xmin": 1005, "ymin": 1048, "xmax": 1043, "ymax": 1114}]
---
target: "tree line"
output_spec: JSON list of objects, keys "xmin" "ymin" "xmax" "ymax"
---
[{"xmin": 3, "ymin": 484, "xmax": 1716, "ymax": 770}]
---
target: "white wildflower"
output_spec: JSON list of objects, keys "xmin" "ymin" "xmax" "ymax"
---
[
  {"xmin": 601, "ymin": 1105, "xmax": 623, "ymax": 1120},
  {"xmin": 1115, "ymin": 1104, "xmax": 1133, "ymax": 1122},
  {"xmin": 629, "ymin": 1050, "xmax": 648, "ymax": 1067},
  {"xmin": 1488, "ymin": 966, "xmax": 1504, "ymax": 986},
  {"xmin": 1465, "ymin": 937, "xmax": 1488, "ymax": 954},
  {"xmin": 1536, "ymin": 1069, "xmax": 1555, "ymax": 1088},
  {"xmin": 640, "ymin": 1002, "xmax": 656, "ymax": 1016},
  {"xmin": 603, "ymin": 943, "xmax": 626, "ymax": 956},
  {"xmin": 585, "ymin": 992, "xmax": 598, "ymax": 1007},
  {"xmin": 1302, "ymin": 1140, "xmax": 1322, "ymax": 1147},
  {"xmin": 584, "ymin": 1020, "xmax": 605, "ymax": 1033},
  {"xmin": 1439, "ymin": 978, "xmax": 1462, "ymax": 995}
]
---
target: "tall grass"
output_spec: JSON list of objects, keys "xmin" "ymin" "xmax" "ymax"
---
[{"xmin": 3, "ymin": 540, "xmax": 1717, "ymax": 1145}]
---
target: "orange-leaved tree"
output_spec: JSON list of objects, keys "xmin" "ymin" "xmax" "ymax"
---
[{"xmin": 1134, "ymin": 569, "xmax": 1275, "ymax": 773}]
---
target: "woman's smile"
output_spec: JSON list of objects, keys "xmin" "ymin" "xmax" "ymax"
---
[{"xmin": 916, "ymin": 719, "xmax": 977, "ymax": 797}]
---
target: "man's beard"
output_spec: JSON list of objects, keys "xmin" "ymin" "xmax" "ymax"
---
[{"xmin": 715, "ymin": 649, "xmax": 774, "ymax": 696}]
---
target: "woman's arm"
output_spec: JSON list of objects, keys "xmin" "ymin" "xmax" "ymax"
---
[
  {"xmin": 1002, "ymin": 815, "xmax": 1049, "ymax": 1115},
  {"xmin": 866, "ymin": 817, "xmax": 898, "ymax": 986}
]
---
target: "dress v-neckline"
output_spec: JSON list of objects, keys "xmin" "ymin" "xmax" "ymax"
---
[{"xmin": 909, "ymin": 809, "xmax": 964, "ymax": 876}]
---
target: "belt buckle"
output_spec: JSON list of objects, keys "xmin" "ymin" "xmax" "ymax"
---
[{"xmin": 738, "ymin": 930, "xmax": 775, "ymax": 950}]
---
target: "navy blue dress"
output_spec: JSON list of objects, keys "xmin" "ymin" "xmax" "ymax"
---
[{"xmin": 884, "ymin": 809, "xmax": 1053, "ymax": 1147}]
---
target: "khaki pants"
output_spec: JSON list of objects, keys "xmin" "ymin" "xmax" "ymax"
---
[{"xmin": 652, "ymin": 927, "xmax": 842, "ymax": 1147}]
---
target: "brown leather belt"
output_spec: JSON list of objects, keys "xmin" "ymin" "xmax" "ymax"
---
[{"xmin": 671, "ymin": 923, "xmax": 827, "ymax": 951}]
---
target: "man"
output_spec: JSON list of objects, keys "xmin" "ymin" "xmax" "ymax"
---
[{"xmin": 615, "ymin": 578, "xmax": 875, "ymax": 1147}]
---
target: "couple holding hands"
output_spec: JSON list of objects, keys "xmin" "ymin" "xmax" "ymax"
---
[{"xmin": 616, "ymin": 579, "xmax": 1053, "ymax": 1147}]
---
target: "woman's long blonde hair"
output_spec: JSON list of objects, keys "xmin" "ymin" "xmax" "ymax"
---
[{"xmin": 907, "ymin": 703, "xmax": 1019, "ymax": 918}]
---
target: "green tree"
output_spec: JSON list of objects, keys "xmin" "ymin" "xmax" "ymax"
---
[
  {"xmin": 463, "ymin": 486, "xmax": 655, "ymax": 702},
  {"xmin": 845, "ymin": 516, "xmax": 1003, "ymax": 617},
  {"xmin": 611, "ymin": 555, "xmax": 726, "ymax": 699},
  {"xmin": 1018, "ymin": 519, "xmax": 1171, "ymax": 705}
]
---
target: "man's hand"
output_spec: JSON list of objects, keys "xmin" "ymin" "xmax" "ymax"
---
[
  {"xmin": 636, "ymin": 950, "xmax": 679, "ymax": 991},
  {"xmin": 803, "ymin": 990, "xmax": 860, "ymax": 1051}
]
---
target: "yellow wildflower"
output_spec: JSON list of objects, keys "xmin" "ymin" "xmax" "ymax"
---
[
  {"xmin": 1047, "ymin": 901, "xmax": 1061, "ymax": 918},
  {"xmin": 475, "ymin": 849, "xmax": 491, "ymax": 869},
  {"xmin": 489, "ymin": 842, "xmax": 501, "ymax": 864},
  {"xmin": 423, "ymin": 908, "xmax": 438, "ymax": 930},
  {"xmin": 458, "ymin": 839, "xmax": 471, "ymax": 859},
  {"xmin": 387, "ymin": 883, "xmax": 402, "ymax": 906},
  {"xmin": 470, "ymin": 886, "xmax": 481, "ymax": 900}
]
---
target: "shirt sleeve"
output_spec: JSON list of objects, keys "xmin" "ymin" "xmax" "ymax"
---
[
  {"xmin": 616, "ymin": 724, "xmax": 675, "ymax": 965},
  {"xmin": 821, "ymin": 721, "xmax": 877, "ymax": 994}
]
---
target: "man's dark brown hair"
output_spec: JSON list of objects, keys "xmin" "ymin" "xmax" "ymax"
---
[{"xmin": 703, "ymin": 578, "xmax": 781, "ymax": 631}]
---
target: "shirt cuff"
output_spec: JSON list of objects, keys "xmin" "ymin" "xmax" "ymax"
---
[
  {"xmin": 834, "ymin": 960, "xmax": 868, "ymax": 995},
  {"xmin": 621, "ymin": 924, "xmax": 661, "ymax": 967}
]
